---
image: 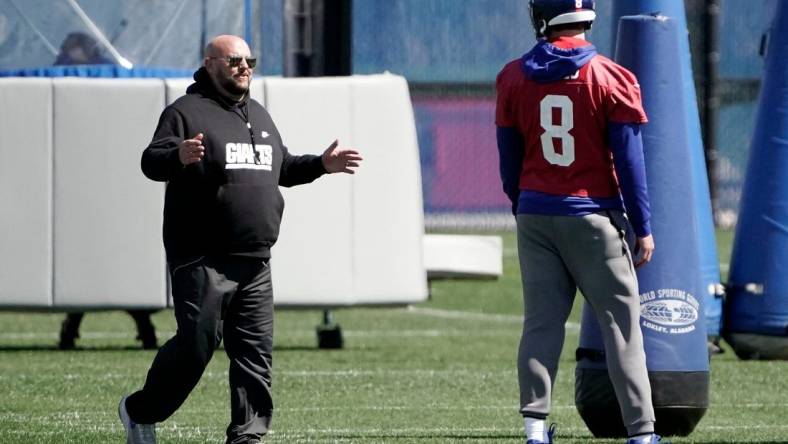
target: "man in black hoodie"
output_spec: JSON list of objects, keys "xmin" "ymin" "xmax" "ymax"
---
[{"xmin": 118, "ymin": 35, "xmax": 362, "ymax": 444}]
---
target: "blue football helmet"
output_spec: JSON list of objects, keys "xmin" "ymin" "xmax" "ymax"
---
[{"xmin": 529, "ymin": 0, "xmax": 596, "ymax": 38}]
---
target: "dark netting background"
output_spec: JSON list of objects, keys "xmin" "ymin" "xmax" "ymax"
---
[{"xmin": 0, "ymin": 0, "xmax": 773, "ymax": 229}]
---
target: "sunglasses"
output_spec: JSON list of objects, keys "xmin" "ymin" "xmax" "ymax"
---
[{"xmin": 208, "ymin": 55, "xmax": 257, "ymax": 69}]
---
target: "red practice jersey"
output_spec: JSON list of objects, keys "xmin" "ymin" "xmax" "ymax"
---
[{"xmin": 495, "ymin": 37, "xmax": 647, "ymax": 199}]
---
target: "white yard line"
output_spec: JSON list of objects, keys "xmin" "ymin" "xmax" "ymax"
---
[
  {"xmin": 5, "ymin": 402, "xmax": 788, "ymax": 418},
  {"xmin": 403, "ymin": 306, "xmax": 580, "ymax": 331},
  {"xmin": 271, "ymin": 426, "xmax": 523, "ymax": 436},
  {"xmin": 277, "ymin": 404, "xmax": 576, "ymax": 412},
  {"xmin": 0, "ymin": 368, "xmax": 517, "ymax": 380},
  {"xmin": 342, "ymin": 329, "xmax": 518, "ymax": 338},
  {"xmin": 280, "ymin": 402, "xmax": 788, "ymax": 411},
  {"xmin": 269, "ymin": 423, "xmax": 788, "ymax": 437},
  {"xmin": 0, "ymin": 328, "xmax": 516, "ymax": 341},
  {"xmin": 1, "ymin": 307, "xmax": 578, "ymax": 342},
  {"xmin": 0, "ymin": 332, "xmax": 143, "ymax": 340},
  {"xmin": 7, "ymin": 423, "xmax": 788, "ymax": 440},
  {"xmin": 404, "ymin": 305, "xmax": 523, "ymax": 323},
  {"xmin": 278, "ymin": 369, "xmax": 515, "ymax": 377}
]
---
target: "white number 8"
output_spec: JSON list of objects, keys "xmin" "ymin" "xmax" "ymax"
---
[{"xmin": 539, "ymin": 95, "xmax": 575, "ymax": 166}]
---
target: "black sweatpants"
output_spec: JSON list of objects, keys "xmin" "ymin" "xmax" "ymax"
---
[{"xmin": 125, "ymin": 255, "xmax": 274, "ymax": 444}]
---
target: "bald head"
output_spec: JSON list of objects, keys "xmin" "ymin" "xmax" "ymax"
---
[
  {"xmin": 204, "ymin": 35, "xmax": 251, "ymax": 60},
  {"xmin": 203, "ymin": 35, "xmax": 254, "ymax": 101}
]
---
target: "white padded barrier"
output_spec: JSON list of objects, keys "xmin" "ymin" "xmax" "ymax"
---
[
  {"xmin": 265, "ymin": 74, "xmax": 428, "ymax": 306},
  {"xmin": 164, "ymin": 78, "xmax": 192, "ymax": 106},
  {"xmin": 350, "ymin": 75, "xmax": 427, "ymax": 304},
  {"xmin": 52, "ymin": 78, "xmax": 167, "ymax": 309},
  {"xmin": 0, "ymin": 78, "xmax": 53, "ymax": 307},
  {"xmin": 264, "ymin": 77, "xmax": 357, "ymax": 306},
  {"xmin": 0, "ymin": 74, "xmax": 428, "ymax": 310},
  {"xmin": 423, "ymin": 234, "xmax": 503, "ymax": 279}
]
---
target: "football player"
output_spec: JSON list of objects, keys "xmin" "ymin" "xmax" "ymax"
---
[{"xmin": 495, "ymin": 1, "xmax": 665, "ymax": 443}]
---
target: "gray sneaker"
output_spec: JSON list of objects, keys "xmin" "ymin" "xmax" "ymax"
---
[{"xmin": 118, "ymin": 395, "xmax": 157, "ymax": 444}]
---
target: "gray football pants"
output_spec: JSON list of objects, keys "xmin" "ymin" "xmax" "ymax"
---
[
  {"xmin": 125, "ymin": 255, "xmax": 274, "ymax": 444},
  {"xmin": 516, "ymin": 211, "xmax": 655, "ymax": 436}
]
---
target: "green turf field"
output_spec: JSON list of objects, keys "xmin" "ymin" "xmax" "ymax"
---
[{"xmin": 1, "ymin": 229, "xmax": 786, "ymax": 443}]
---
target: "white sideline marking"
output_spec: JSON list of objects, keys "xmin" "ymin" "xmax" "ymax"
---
[
  {"xmin": 0, "ymin": 331, "xmax": 178, "ymax": 340},
  {"xmin": 271, "ymin": 426, "xmax": 524, "ymax": 436},
  {"xmin": 270, "ymin": 423, "xmax": 788, "ymax": 436},
  {"xmin": 5, "ymin": 415, "xmax": 788, "ymax": 441},
  {"xmin": 7, "ymin": 424, "xmax": 788, "ymax": 440},
  {"xmin": 0, "ymin": 404, "xmax": 568, "ymax": 418},
  {"xmin": 0, "ymin": 329, "xmax": 517, "ymax": 341},
  {"xmin": 0, "ymin": 308, "xmax": 577, "ymax": 342},
  {"xmin": 280, "ymin": 402, "xmax": 788, "ymax": 411},
  {"xmin": 4, "ymin": 402, "xmax": 788, "ymax": 419},
  {"xmin": 278, "ymin": 404, "xmax": 577, "ymax": 412},
  {"xmin": 278, "ymin": 369, "xmax": 516, "ymax": 377},
  {"xmin": 404, "ymin": 306, "xmax": 522, "ymax": 323},
  {"xmin": 0, "ymin": 368, "xmax": 518, "ymax": 380},
  {"xmin": 404, "ymin": 306, "xmax": 581, "ymax": 331},
  {"xmin": 345, "ymin": 329, "xmax": 518, "ymax": 337},
  {"xmin": 0, "ymin": 332, "xmax": 143, "ymax": 340},
  {"xmin": 703, "ymin": 425, "xmax": 788, "ymax": 430}
]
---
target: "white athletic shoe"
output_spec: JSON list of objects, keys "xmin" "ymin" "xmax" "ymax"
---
[
  {"xmin": 118, "ymin": 395, "xmax": 157, "ymax": 444},
  {"xmin": 526, "ymin": 423, "xmax": 555, "ymax": 444},
  {"xmin": 626, "ymin": 434, "xmax": 669, "ymax": 444}
]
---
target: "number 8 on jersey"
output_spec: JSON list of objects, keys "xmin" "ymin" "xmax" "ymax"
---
[{"xmin": 540, "ymin": 95, "xmax": 574, "ymax": 167}]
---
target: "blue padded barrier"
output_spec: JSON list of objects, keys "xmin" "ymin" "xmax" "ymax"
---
[
  {"xmin": 725, "ymin": 2, "xmax": 788, "ymax": 360},
  {"xmin": 575, "ymin": 15, "xmax": 709, "ymax": 438},
  {"xmin": 612, "ymin": 0, "xmax": 723, "ymax": 340}
]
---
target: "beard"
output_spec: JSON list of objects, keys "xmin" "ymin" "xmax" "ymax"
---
[{"xmin": 218, "ymin": 74, "xmax": 249, "ymax": 96}]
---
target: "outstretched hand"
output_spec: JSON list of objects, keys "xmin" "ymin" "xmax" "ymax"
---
[{"xmin": 321, "ymin": 140, "xmax": 363, "ymax": 174}]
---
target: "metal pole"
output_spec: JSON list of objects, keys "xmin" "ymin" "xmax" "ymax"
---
[
  {"xmin": 323, "ymin": 0, "xmax": 352, "ymax": 76},
  {"xmin": 282, "ymin": 0, "xmax": 323, "ymax": 77},
  {"xmin": 244, "ymin": 0, "xmax": 253, "ymax": 45},
  {"xmin": 703, "ymin": 0, "xmax": 721, "ymax": 224},
  {"xmin": 200, "ymin": 0, "xmax": 208, "ymax": 58},
  {"xmin": 283, "ymin": 0, "xmax": 351, "ymax": 77}
]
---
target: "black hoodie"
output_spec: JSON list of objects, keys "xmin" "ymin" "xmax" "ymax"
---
[{"xmin": 141, "ymin": 67, "xmax": 327, "ymax": 264}]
